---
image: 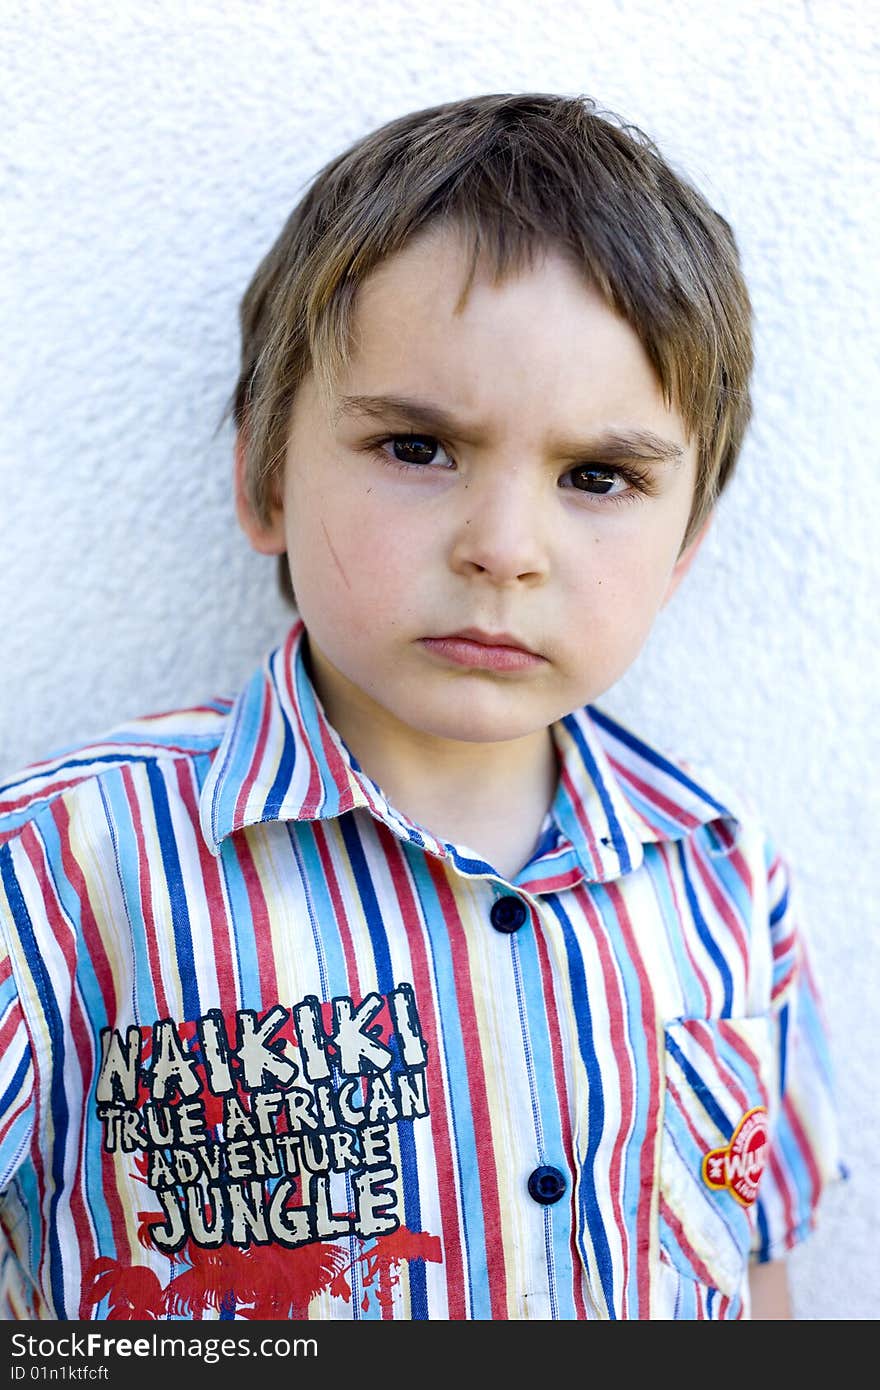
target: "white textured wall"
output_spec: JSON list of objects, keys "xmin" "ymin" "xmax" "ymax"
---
[{"xmin": 2, "ymin": 0, "xmax": 877, "ymax": 1319}]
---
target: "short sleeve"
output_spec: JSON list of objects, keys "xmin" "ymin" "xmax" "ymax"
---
[
  {"xmin": 0, "ymin": 846, "xmax": 37, "ymax": 1191},
  {"xmin": 750, "ymin": 846, "xmax": 845, "ymax": 1262}
]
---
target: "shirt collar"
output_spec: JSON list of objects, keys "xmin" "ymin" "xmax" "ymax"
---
[
  {"xmin": 532, "ymin": 703, "xmax": 742, "ymax": 889},
  {"xmin": 200, "ymin": 622, "xmax": 742, "ymax": 885}
]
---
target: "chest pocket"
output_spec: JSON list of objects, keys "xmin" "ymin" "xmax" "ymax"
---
[{"xmin": 659, "ymin": 1015, "xmax": 779, "ymax": 1298}]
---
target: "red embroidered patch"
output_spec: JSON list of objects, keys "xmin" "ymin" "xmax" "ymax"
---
[{"xmin": 702, "ymin": 1106, "xmax": 769, "ymax": 1206}]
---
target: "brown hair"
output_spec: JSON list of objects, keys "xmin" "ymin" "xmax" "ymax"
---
[{"xmin": 230, "ymin": 92, "xmax": 753, "ymax": 605}]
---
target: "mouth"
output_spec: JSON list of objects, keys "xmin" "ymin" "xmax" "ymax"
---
[{"xmin": 419, "ymin": 628, "xmax": 546, "ymax": 673}]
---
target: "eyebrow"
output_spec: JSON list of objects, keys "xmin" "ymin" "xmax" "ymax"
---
[{"xmin": 335, "ymin": 393, "xmax": 685, "ymax": 464}]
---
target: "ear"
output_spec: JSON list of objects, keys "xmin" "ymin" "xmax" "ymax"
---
[
  {"xmin": 234, "ymin": 431, "xmax": 286, "ymax": 556},
  {"xmin": 662, "ymin": 512, "xmax": 713, "ymax": 607}
]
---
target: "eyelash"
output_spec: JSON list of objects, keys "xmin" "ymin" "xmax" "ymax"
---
[
  {"xmin": 369, "ymin": 434, "xmax": 455, "ymax": 473},
  {"xmin": 365, "ymin": 433, "xmax": 656, "ymax": 504}
]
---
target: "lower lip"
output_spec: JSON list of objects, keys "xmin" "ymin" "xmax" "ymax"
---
[{"xmin": 420, "ymin": 636, "xmax": 545, "ymax": 672}]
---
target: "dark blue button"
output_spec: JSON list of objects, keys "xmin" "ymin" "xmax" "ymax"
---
[
  {"xmin": 527, "ymin": 1165, "xmax": 567, "ymax": 1205},
  {"xmin": 489, "ymin": 895, "xmax": 528, "ymax": 933}
]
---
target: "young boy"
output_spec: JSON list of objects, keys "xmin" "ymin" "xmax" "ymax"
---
[{"xmin": 0, "ymin": 92, "xmax": 842, "ymax": 1321}]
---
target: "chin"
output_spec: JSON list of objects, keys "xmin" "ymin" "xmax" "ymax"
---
[{"xmin": 403, "ymin": 707, "xmax": 554, "ymax": 747}]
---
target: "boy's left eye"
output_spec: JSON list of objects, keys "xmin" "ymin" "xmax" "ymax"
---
[
  {"xmin": 380, "ymin": 435, "xmax": 454, "ymax": 468},
  {"xmin": 562, "ymin": 465, "xmax": 627, "ymax": 495}
]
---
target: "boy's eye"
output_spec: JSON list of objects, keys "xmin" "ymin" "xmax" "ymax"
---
[
  {"xmin": 381, "ymin": 434, "xmax": 454, "ymax": 468},
  {"xmin": 563, "ymin": 465, "xmax": 626, "ymax": 495}
]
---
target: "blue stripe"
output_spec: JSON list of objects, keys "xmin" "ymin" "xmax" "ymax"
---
[
  {"xmin": 39, "ymin": 795, "xmax": 120, "ymax": 1269},
  {"xmin": 288, "ymin": 824, "xmax": 365, "ymax": 1319},
  {"xmin": 562, "ymin": 715, "xmax": 631, "ymax": 874},
  {"xmin": 665, "ymin": 1032, "xmax": 731, "ymax": 1133},
  {"xmin": 549, "ymin": 896, "xmax": 617, "ymax": 1316},
  {"xmin": 642, "ymin": 853, "xmax": 707, "ymax": 1015},
  {"xmin": 754, "ymin": 1196, "xmax": 772, "ymax": 1261},
  {"xmin": 208, "ymin": 670, "xmax": 259, "ymax": 841},
  {"xmin": 0, "ymin": 842, "xmax": 69, "ymax": 1316},
  {"xmin": 263, "ymin": 662, "xmax": 299, "ymax": 820},
  {"xmin": 98, "ymin": 777, "xmax": 158, "ymax": 1019},
  {"xmin": 341, "ymin": 817, "xmax": 428, "ymax": 1320},
  {"xmin": 589, "ymin": 706, "xmax": 732, "ymax": 817},
  {"xmin": 0, "ymin": 745, "xmax": 221, "ymax": 800},
  {"xmin": 145, "ymin": 762, "xmax": 200, "ymax": 1021},
  {"xmin": 508, "ymin": 931, "xmax": 558, "ymax": 1315},
  {"xmin": 293, "ymin": 655, "xmax": 338, "ymax": 816},
  {"xmin": 409, "ymin": 851, "xmax": 486, "ymax": 1318},
  {"xmin": 291, "ymin": 827, "xmax": 348, "ymax": 994},
  {"xmin": 769, "ymin": 886, "xmax": 789, "ymax": 926},
  {"xmin": 0, "ymin": 1047, "xmax": 30, "ymax": 1128},
  {"xmin": 513, "ymin": 922, "xmax": 578, "ymax": 1318},
  {"xmin": 677, "ymin": 843, "xmax": 734, "ymax": 1015},
  {"xmin": 778, "ymin": 1002, "xmax": 789, "ymax": 1095},
  {"xmin": 216, "ymin": 841, "xmax": 258, "ymax": 1001},
  {"xmin": 699, "ymin": 833, "xmax": 752, "ymax": 934},
  {"xmin": 587, "ymin": 882, "xmax": 656, "ymax": 1315}
]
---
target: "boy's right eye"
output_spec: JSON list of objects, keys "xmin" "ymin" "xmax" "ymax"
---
[{"xmin": 378, "ymin": 435, "xmax": 455, "ymax": 468}]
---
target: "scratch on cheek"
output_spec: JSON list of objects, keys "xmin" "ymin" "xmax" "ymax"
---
[{"xmin": 321, "ymin": 519, "xmax": 351, "ymax": 590}]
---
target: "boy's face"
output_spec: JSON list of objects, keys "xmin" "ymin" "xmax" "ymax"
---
[{"xmin": 240, "ymin": 228, "xmax": 704, "ymax": 750}]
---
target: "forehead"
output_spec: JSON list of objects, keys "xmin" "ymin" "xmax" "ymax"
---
[{"xmin": 335, "ymin": 227, "xmax": 687, "ymax": 446}]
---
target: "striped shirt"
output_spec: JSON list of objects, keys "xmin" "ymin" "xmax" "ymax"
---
[{"xmin": 0, "ymin": 621, "xmax": 841, "ymax": 1320}]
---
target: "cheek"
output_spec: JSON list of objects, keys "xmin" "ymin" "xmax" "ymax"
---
[
  {"xmin": 572, "ymin": 524, "xmax": 680, "ymax": 603},
  {"xmin": 563, "ymin": 530, "xmax": 682, "ymax": 660},
  {"xmin": 287, "ymin": 500, "xmax": 418, "ymax": 631}
]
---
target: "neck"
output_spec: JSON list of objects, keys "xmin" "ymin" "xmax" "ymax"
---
[
  {"xmin": 368, "ymin": 730, "xmax": 558, "ymax": 881},
  {"xmin": 315, "ymin": 670, "xmax": 558, "ymax": 881}
]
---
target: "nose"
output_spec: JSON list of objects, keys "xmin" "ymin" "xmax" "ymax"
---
[{"xmin": 448, "ymin": 466, "xmax": 550, "ymax": 585}]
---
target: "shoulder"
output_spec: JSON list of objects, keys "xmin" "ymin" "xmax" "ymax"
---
[{"xmin": 0, "ymin": 697, "xmax": 235, "ymax": 845}]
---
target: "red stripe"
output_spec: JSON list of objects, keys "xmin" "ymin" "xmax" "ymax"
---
[
  {"xmin": 690, "ymin": 838, "xmax": 749, "ymax": 971},
  {"xmin": 0, "ymin": 964, "xmax": 33, "ymax": 1152},
  {"xmin": 725, "ymin": 843, "xmax": 753, "ymax": 899},
  {"xmin": 17, "ymin": 815, "xmax": 83, "ymax": 1300},
  {"xmin": 1, "ymin": 776, "xmax": 94, "ymax": 825},
  {"xmin": 608, "ymin": 757, "xmax": 701, "ymax": 834},
  {"xmin": 0, "ymin": 1091, "xmax": 32, "ymax": 1152},
  {"xmin": 174, "ymin": 760, "xmax": 239, "ymax": 1020},
  {"xmin": 123, "ymin": 765, "xmax": 170, "ymax": 1021},
  {"xmin": 232, "ymin": 679, "xmax": 272, "ymax": 831},
  {"xmin": 519, "ymin": 864, "xmax": 584, "ymax": 895},
  {"xmin": 133, "ymin": 702, "xmax": 233, "ymax": 720},
  {"xmin": 782, "ymin": 1093, "xmax": 822, "ymax": 1209},
  {"xmin": 666, "ymin": 1075, "xmax": 712, "ymax": 1152},
  {"xmin": 51, "ymin": 794, "xmax": 133, "ymax": 1275},
  {"xmin": 313, "ymin": 823, "xmax": 360, "ymax": 986},
  {"xmin": 315, "ymin": 714, "xmax": 357, "ymax": 812},
  {"xmin": 603, "ymin": 881, "xmax": 660, "ymax": 1316},
  {"xmin": 377, "ymin": 825, "xmax": 469, "ymax": 1319},
  {"xmin": 766, "ymin": 1145, "xmax": 796, "ymax": 1244},
  {"xmin": 1, "ymin": 735, "xmax": 230, "ymax": 823},
  {"xmin": 232, "ymin": 833, "xmax": 279, "ymax": 1006},
  {"xmin": 689, "ymin": 1020, "xmax": 751, "ymax": 1114},
  {"xmin": 578, "ymin": 888, "xmax": 637, "ymax": 1314},
  {"xmin": 659, "ymin": 1193, "xmax": 718, "ymax": 1288},
  {"xmin": 531, "ymin": 911, "xmax": 588, "ymax": 1319},
  {"xmin": 0, "ymin": 1005, "xmax": 23, "ymax": 1059},
  {"xmin": 559, "ymin": 763, "xmax": 603, "ymax": 875},
  {"xmin": 426, "ymin": 855, "xmax": 509, "ymax": 1319},
  {"xmin": 278, "ymin": 633, "xmax": 326, "ymax": 819},
  {"xmin": 661, "ymin": 851, "xmax": 712, "ymax": 1014}
]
